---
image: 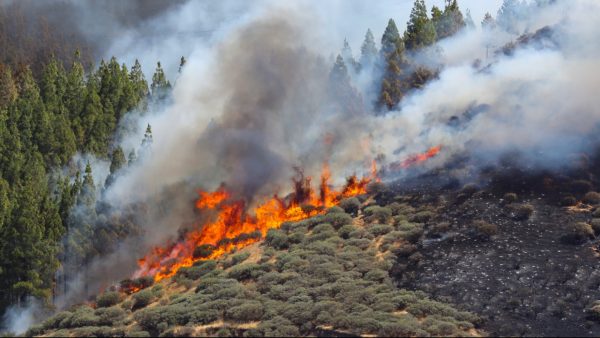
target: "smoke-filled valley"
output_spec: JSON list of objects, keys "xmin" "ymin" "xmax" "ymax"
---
[{"xmin": 2, "ymin": 0, "xmax": 600, "ymax": 336}]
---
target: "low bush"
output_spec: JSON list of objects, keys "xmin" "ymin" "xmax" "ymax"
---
[
  {"xmin": 570, "ymin": 180, "xmax": 592, "ymax": 194},
  {"xmin": 327, "ymin": 206, "xmax": 345, "ymax": 214},
  {"xmin": 224, "ymin": 253, "xmax": 250, "ymax": 268},
  {"xmin": 591, "ymin": 219, "xmax": 600, "ymax": 235},
  {"xmin": 258, "ymin": 316, "xmax": 300, "ymax": 337},
  {"xmin": 321, "ymin": 212, "xmax": 353, "ymax": 229},
  {"xmin": 368, "ymin": 224, "xmax": 394, "ymax": 236},
  {"xmin": 561, "ymin": 222, "xmax": 594, "ymax": 245},
  {"xmin": 364, "ymin": 206, "xmax": 392, "ymax": 224},
  {"xmin": 265, "ymin": 229, "xmax": 289, "ymax": 250},
  {"xmin": 227, "ymin": 263, "xmax": 264, "ymax": 281},
  {"xmin": 560, "ymin": 195, "xmax": 577, "ymax": 207},
  {"xmin": 471, "ymin": 220, "xmax": 498, "ymax": 239},
  {"xmin": 96, "ymin": 291, "xmax": 121, "ymax": 308},
  {"xmin": 179, "ymin": 260, "xmax": 218, "ymax": 280},
  {"xmin": 132, "ymin": 289, "xmax": 155, "ymax": 310},
  {"xmin": 193, "ymin": 244, "xmax": 216, "ymax": 259},
  {"xmin": 338, "ymin": 224, "xmax": 357, "ymax": 239},
  {"xmin": 95, "ymin": 306, "xmax": 126, "ymax": 326},
  {"xmin": 409, "ymin": 210, "xmax": 435, "ymax": 223},
  {"xmin": 508, "ymin": 203, "xmax": 534, "ymax": 221},
  {"xmin": 339, "ymin": 197, "xmax": 361, "ymax": 216},
  {"xmin": 225, "ymin": 301, "xmax": 265, "ymax": 322},
  {"xmin": 583, "ymin": 191, "xmax": 600, "ymax": 205},
  {"xmin": 502, "ymin": 192, "xmax": 518, "ymax": 204}
]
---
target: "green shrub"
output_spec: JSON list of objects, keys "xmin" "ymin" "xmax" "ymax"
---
[
  {"xmin": 179, "ymin": 260, "xmax": 218, "ymax": 280},
  {"xmin": 327, "ymin": 206, "xmax": 345, "ymax": 214},
  {"xmin": 67, "ymin": 306, "xmax": 99, "ymax": 328},
  {"xmin": 368, "ymin": 224, "xmax": 394, "ymax": 236},
  {"xmin": 322, "ymin": 212, "xmax": 353, "ymax": 229},
  {"xmin": 132, "ymin": 289, "xmax": 155, "ymax": 310},
  {"xmin": 227, "ymin": 263, "xmax": 263, "ymax": 281},
  {"xmin": 287, "ymin": 231, "xmax": 305, "ymax": 244},
  {"xmin": 409, "ymin": 210, "xmax": 435, "ymax": 223},
  {"xmin": 258, "ymin": 316, "xmax": 300, "ymax": 337},
  {"xmin": 378, "ymin": 318, "xmax": 424, "ymax": 337},
  {"xmin": 188, "ymin": 309, "xmax": 219, "ymax": 325},
  {"xmin": 339, "ymin": 197, "xmax": 361, "ymax": 216},
  {"xmin": 337, "ymin": 224, "xmax": 357, "ymax": 239},
  {"xmin": 42, "ymin": 311, "xmax": 71, "ymax": 330},
  {"xmin": 345, "ymin": 238, "xmax": 371, "ymax": 250},
  {"xmin": 561, "ymin": 222, "xmax": 594, "ymax": 245},
  {"xmin": 508, "ymin": 203, "xmax": 534, "ymax": 221},
  {"xmin": 95, "ymin": 306, "xmax": 126, "ymax": 326},
  {"xmin": 364, "ymin": 269, "xmax": 388, "ymax": 282},
  {"xmin": 225, "ymin": 301, "xmax": 264, "ymax": 322},
  {"xmin": 583, "ymin": 191, "xmax": 600, "ymax": 204},
  {"xmin": 366, "ymin": 182, "xmax": 387, "ymax": 195},
  {"xmin": 423, "ymin": 318, "xmax": 459, "ymax": 336},
  {"xmin": 266, "ymin": 229, "xmax": 289, "ymax": 250},
  {"xmin": 125, "ymin": 330, "xmax": 152, "ymax": 337},
  {"xmin": 96, "ymin": 291, "xmax": 121, "ymax": 308},
  {"xmin": 364, "ymin": 206, "xmax": 392, "ymax": 223}
]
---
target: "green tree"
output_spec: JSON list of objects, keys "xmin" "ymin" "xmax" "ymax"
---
[
  {"xmin": 150, "ymin": 62, "xmax": 171, "ymax": 102},
  {"xmin": 0, "ymin": 63, "xmax": 17, "ymax": 109},
  {"xmin": 179, "ymin": 56, "xmax": 187, "ymax": 74},
  {"xmin": 378, "ymin": 19, "xmax": 406, "ymax": 110},
  {"xmin": 105, "ymin": 146, "xmax": 126, "ymax": 187},
  {"xmin": 341, "ymin": 39, "xmax": 357, "ymax": 72},
  {"xmin": 497, "ymin": 0, "xmax": 526, "ymax": 34},
  {"xmin": 465, "ymin": 9, "xmax": 476, "ymax": 30},
  {"xmin": 482, "ymin": 12, "xmax": 496, "ymax": 30},
  {"xmin": 404, "ymin": 0, "xmax": 437, "ymax": 50},
  {"xmin": 359, "ymin": 29, "xmax": 378, "ymax": 69},
  {"xmin": 130, "ymin": 59, "xmax": 149, "ymax": 104},
  {"xmin": 432, "ymin": 0, "xmax": 465, "ymax": 40}
]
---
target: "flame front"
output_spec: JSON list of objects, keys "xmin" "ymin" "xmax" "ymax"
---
[{"xmin": 133, "ymin": 164, "xmax": 377, "ymax": 283}]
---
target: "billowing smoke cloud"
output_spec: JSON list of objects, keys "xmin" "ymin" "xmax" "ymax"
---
[{"xmin": 13, "ymin": 0, "xmax": 600, "ymax": 330}]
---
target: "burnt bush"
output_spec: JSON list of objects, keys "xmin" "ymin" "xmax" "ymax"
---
[
  {"xmin": 560, "ymin": 195, "xmax": 577, "ymax": 207},
  {"xmin": 561, "ymin": 222, "xmax": 594, "ymax": 245},
  {"xmin": 570, "ymin": 180, "xmax": 592, "ymax": 194},
  {"xmin": 508, "ymin": 203, "xmax": 534, "ymax": 221},
  {"xmin": 193, "ymin": 244, "xmax": 216, "ymax": 259},
  {"xmin": 96, "ymin": 291, "xmax": 121, "ymax": 308},
  {"xmin": 339, "ymin": 197, "xmax": 361, "ymax": 216},
  {"xmin": 471, "ymin": 220, "xmax": 498, "ymax": 240},
  {"xmin": 502, "ymin": 192, "xmax": 518, "ymax": 204},
  {"xmin": 583, "ymin": 191, "xmax": 600, "ymax": 205}
]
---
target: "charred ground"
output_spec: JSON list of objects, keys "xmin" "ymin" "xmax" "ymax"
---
[{"xmin": 388, "ymin": 155, "xmax": 600, "ymax": 337}]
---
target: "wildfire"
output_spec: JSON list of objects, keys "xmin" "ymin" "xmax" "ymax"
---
[
  {"xmin": 394, "ymin": 145, "xmax": 442, "ymax": 170},
  {"xmin": 132, "ymin": 164, "xmax": 376, "ymax": 283},
  {"xmin": 130, "ymin": 149, "xmax": 438, "ymax": 286}
]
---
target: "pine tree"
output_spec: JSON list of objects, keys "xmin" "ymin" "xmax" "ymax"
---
[
  {"xmin": 128, "ymin": 150, "xmax": 137, "ymax": 166},
  {"xmin": 105, "ymin": 146, "xmax": 126, "ymax": 187},
  {"xmin": 433, "ymin": 0, "xmax": 466, "ymax": 40},
  {"xmin": 78, "ymin": 162, "xmax": 96, "ymax": 208},
  {"xmin": 404, "ymin": 0, "xmax": 437, "ymax": 50},
  {"xmin": 378, "ymin": 19, "xmax": 406, "ymax": 110},
  {"xmin": 0, "ymin": 63, "xmax": 17, "ymax": 109},
  {"xmin": 465, "ymin": 9, "xmax": 476, "ymax": 30},
  {"xmin": 497, "ymin": 0, "xmax": 526, "ymax": 34},
  {"xmin": 329, "ymin": 55, "xmax": 362, "ymax": 115},
  {"xmin": 130, "ymin": 59, "xmax": 149, "ymax": 103},
  {"xmin": 341, "ymin": 39, "xmax": 357, "ymax": 72},
  {"xmin": 482, "ymin": 12, "xmax": 497, "ymax": 30},
  {"xmin": 142, "ymin": 124, "xmax": 153, "ymax": 148},
  {"xmin": 359, "ymin": 29, "xmax": 378, "ymax": 69},
  {"xmin": 151, "ymin": 62, "xmax": 171, "ymax": 102},
  {"xmin": 179, "ymin": 56, "xmax": 187, "ymax": 74},
  {"xmin": 65, "ymin": 54, "xmax": 87, "ymax": 146}
]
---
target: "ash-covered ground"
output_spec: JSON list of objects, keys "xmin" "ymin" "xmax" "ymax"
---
[{"xmin": 389, "ymin": 162, "xmax": 600, "ymax": 337}]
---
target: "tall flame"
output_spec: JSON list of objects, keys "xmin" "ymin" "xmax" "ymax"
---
[
  {"xmin": 131, "ymin": 152, "xmax": 435, "ymax": 286},
  {"xmin": 132, "ymin": 165, "xmax": 375, "ymax": 283}
]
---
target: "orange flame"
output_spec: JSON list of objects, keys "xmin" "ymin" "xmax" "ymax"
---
[
  {"xmin": 132, "ymin": 166, "xmax": 375, "ymax": 283},
  {"xmin": 398, "ymin": 146, "xmax": 442, "ymax": 169}
]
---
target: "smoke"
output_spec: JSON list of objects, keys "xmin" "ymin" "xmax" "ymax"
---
[
  {"xmin": 1, "ymin": 298, "xmax": 42, "ymax": 335},
  {"xmin": 11, "ymin": 0, "xmax": 600, "ymax": 331}
]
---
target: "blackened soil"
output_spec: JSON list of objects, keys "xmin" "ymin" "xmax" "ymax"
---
[{"xmin": 392, "ymin": 184, "xmax": 600, "ymax": 336}]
